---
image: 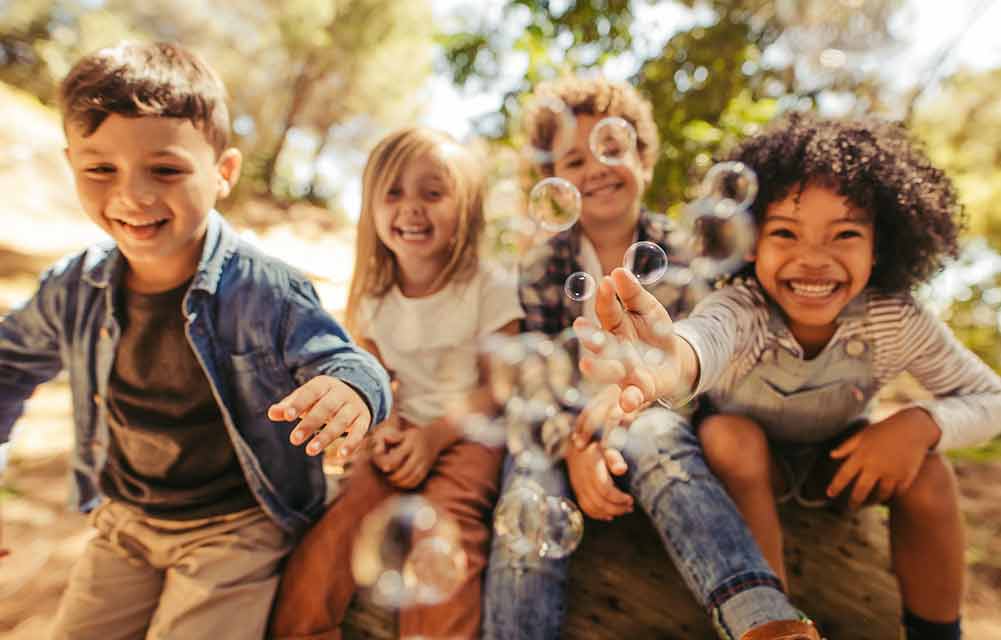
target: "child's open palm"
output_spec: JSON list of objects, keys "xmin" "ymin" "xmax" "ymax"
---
[
  {"xmin": 575, "ymin": 268, "xmax": 690, "ymax": 412},
  {"xmin": 268, "ymin": 375, "xmax": 372, "ymax": 457},
  {"xmin": 827, "ymin": 407, "xmax": 942, "ymax": 509}
]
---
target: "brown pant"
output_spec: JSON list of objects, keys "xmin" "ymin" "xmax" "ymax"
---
[
  {"xmin": 52, "ymin": 501, "xmax": 291, "ymax": 640},
  {"xmin": 269, "ymin": 439, "xmax": 504, "ymax": 640}
]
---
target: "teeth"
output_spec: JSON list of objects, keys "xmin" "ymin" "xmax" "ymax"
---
[{"xmin": 789, "ymin": 281, "xmax": 837, "ymax": 297}]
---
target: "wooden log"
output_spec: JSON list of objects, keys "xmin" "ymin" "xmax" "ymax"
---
[{"xmin": 341, "ymin": 504, "xmax": 900, "ymax": 639}]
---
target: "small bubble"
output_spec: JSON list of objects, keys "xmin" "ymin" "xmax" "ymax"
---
[
  {"xmin": 623, "ymin": 241, "xmax": 669, "ymax": 285},
  {"xmin": 529, "ymin": 177, "xmax": 582, "ymax": 232},
  {"xmin": 588, "ymin": 116, "xmax": 637, "ymax": 166},
  {"xmin": 700, "ymin": 161, "xmax": 758, "ymax": 212},
  {"xmin": 564, "ymin": 272, "xmax": 596, "ymax": 302}
]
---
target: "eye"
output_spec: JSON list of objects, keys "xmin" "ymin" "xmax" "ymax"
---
[
  {"xmin": 768, "ymin": 228, "xmax": 796, "ymax": 239},
  {"xmin": 152, "ymin": 165, "xmax": 185, "ymax": 177},
  {"xmin": 835, "ymin": 229, "xmax": 863, "ymax": 240},
  {"xmin": 385, "ymin": 186, "xmax": 402, "ymax": 199},
  {"xmin": 83, "ymin": 164, "xmax": 115, "ymax": 177}
]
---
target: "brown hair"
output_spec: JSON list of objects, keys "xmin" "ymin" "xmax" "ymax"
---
[
  {"xmin": 59, "ymin": 41, "xmax": 230, "ymax": 154},
  {"xmin": 345, "ymin": 127, "xmax": 486, "ymax": 338},
  {"xmin": 523, "ymin": 75, "xmax": 660, "ymax": 175}
]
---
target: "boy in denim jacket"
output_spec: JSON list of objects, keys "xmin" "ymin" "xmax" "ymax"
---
[{"xmin": 0, "ymin": 41, "xmax": 390, "ymax": 639}]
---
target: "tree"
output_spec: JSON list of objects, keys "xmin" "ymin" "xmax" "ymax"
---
[{"xmin": 0, "ymin": 0, "xmax": 436, "ymax": 211}]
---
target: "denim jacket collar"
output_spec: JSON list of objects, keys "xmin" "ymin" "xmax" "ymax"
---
[{"xmin": 78, "ymin": 210, "xmax": 235, "ymax": 296}]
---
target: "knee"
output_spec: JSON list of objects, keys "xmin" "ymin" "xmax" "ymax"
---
[
  {"xmin": 893, "ymin": 452, "xmax": 959, "ymax": 518},
  {"xmin": 698, "ymin": 414, "xmax": 770, "ymax": 486}
]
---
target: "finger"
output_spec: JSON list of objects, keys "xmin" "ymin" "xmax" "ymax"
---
[
  {"xmin": 373, "ymin": 436, "xmax": 387, "ymax": 456},
  {"xmin": 603, "ymin": 448, "xmax": 628, "ymax": 476},
  {"xmin": 610, "ymin": 268, "xmax": 674, "ymax": 330},
  {"xmin": 829, "ymin": 433, "xmax": 861, "ymax": 459},
  {"xmin": 304, "ymin": 402, "xmax": 361, "ymax": 456},
  {"xmin": 593, "ymin": 456, "xmax": 633, "ymax": 509},
  {"xmin": 620, "ymin": 386, "xmax": 647, "ymax": 413},
  {"xmin": 288, "ymin": 392, "xmax": 343, "ymax": 447},
  {"xmin": 875, "ymin": 478, "xmax": 896, "ymax": 505},
  {"xmin": 594, "ymin": 277, "xmax": 629, "ymax": 338},
  {"xmin": 850, "ymin": 472, "xmax": 878, "ymax": 510},
  {"xmin": 827, "ymin": 457, "xmax": 860, "ymax": 499},
  {"xmin": 270, "ymin": 376, "xmax": 333, "ymax": 422},
  {"xmin": 340, "ymin": 411, "xmax": 372, "ymax": 456},
  {"xmin": 579, "ymin": 353, "xmax": 628, "ymax": 385},
  {"xmin": 380, "ymin": 439, "xmax": 413, "ymax": 473}
]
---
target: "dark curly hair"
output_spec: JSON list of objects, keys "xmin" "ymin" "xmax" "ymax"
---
[{"xmin": 726, "ymin": 112, "xmax": 964, "ymax": 293}]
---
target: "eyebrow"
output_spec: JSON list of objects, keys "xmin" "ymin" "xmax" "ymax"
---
[{"xmin": 764, "ymin": 214, "xmax": 870, "ymax": 225}]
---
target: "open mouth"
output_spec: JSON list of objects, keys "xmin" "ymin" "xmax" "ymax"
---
[
  {"xmin": 784, "ymin": 279, "xmax": 842, "ymax": 299},
  {"xmin": 393, "ymin": 224, "xmax": 432, "ymax": 241},
  {"xmin": 112, "ymin": 217, "xmax": 169, "ymax": 240},
  {"xmin": 583, "ymin": 182, "xmax": 622, "ymax": 198}
]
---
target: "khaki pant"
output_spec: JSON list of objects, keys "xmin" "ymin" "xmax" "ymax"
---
[
  {"xmin": 269, "ymin": 439, "xmax": 504, "ymax": 640},
  {"xmin": 51, "ymin": 500, "xmax": 292, "ymax": 640}
]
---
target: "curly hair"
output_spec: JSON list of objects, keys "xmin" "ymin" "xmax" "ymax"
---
[
  {"xmin": 523, "ymin": 75, "xmax": 659, "ymax": 175},
  {"xmin": 726, "ymin": 112, "xmax": 963, "ymax": 293}
]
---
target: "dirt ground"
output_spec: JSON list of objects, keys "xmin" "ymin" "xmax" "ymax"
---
[{"xmin": 0, "ymin": 82, "xmax": 999, "ymax": 638}]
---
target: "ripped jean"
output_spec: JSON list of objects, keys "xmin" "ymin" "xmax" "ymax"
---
[{"xmin": 481, "ymin": 408, "xmax": 797, "ymax": 640}]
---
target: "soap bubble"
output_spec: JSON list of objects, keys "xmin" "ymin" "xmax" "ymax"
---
[
  {"xmin": 623, "ymin": 241, "xmax": 669, "ymax": 285},
  {"xmin": 588, "ymin": 116, "xmax": 637, "ymax": 166},
  {"xmin": 564, "ymin": 272, "xmax": 596, "ymax": 302},
  {"xmin": 529, "ymin": 177, "xmax": 582, "ymax": 232}
]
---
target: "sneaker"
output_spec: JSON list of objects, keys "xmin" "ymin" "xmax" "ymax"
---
[{"xmin": 739, "ymin": 620, "xmax": 822, "ymax": 640}]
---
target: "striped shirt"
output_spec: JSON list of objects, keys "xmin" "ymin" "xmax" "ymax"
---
[{"xmin": 674, "ymin": 278, "xmax": 1001, "ymax": 451}]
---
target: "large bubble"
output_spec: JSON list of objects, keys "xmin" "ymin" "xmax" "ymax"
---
[{"xmin": 529, "ymin": 177, "xmax": 582, "ymax": 232}]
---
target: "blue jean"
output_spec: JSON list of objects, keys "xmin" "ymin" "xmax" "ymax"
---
[{"xmin": 482, "ymin": 408, "xmax": 797, "ymax": 640}]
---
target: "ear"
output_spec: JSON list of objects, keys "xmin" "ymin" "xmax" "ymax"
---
[{"xmin": 216, "ymin": 148, "xmax": 243, "ymax": 199}]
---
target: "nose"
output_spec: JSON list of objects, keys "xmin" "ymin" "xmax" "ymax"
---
[
  {"xmin": 794, "ymin": 242, "xmax": 833, "ymax": 271},
  {"xmin": 116, "ymin": 170, "xmax": 157, "ymax": 210}
]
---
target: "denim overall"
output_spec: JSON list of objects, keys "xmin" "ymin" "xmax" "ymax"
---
[{"xmin": 710, "ymin": 297, "xmax": 876, "ymax": 506}]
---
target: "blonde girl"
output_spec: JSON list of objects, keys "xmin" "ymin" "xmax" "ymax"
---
[{"xmin": 270, "ymin": 127, "xmax": 523, "ymax": 639}]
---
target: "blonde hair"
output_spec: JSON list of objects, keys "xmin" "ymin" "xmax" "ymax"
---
[{"xmin": 345, "ymin": 127, "xmax": 485, "ymax": 338}]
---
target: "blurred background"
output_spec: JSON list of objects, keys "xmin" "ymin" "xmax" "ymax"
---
[{"xmin": 0, "ymin": 0, "xmax": 999, "ymax": 636}]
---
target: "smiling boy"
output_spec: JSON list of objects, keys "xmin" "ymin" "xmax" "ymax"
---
[{"xmin": 0, "ymin": 41, "xmax": 390, "ymax": 639}]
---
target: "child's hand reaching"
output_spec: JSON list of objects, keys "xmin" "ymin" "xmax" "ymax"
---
[
  {"xmin": 574, "ymin": 268, "xmax": 696, "ymax": 412},
  {"xmin": 566, "ymin": 440, "xmax": 633, "ymax": 521},
  {"xmin": 268, "ymin": 375, "xmax": 372, "ymax": 457},
  {"xmin": 371, "ymin": 420, "xmax": 443, "ymax": 489},
  {"xmin": 827, "ymin": 407, "xmax": 942, "ymax": 509}
]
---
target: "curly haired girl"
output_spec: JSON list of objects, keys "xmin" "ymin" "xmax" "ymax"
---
[{"xmin": 579, "ymin": 112, "xmax": 1001, "ymax": 640}]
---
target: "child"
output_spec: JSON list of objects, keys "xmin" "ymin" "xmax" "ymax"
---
[
  {"xmin": 482, "ymin": 77, "xmax": 819, "ymax": 640},
  {"xmin": 0, "ymin": 42, "xmax": 390, "ymax": 639},
  {"xmin": 581, "ymin": 112, "xmax": 1001, "ymax": 640},
  {"xmin": 268, "ymin": 127, "xmax": 523, "ymax": 639}
]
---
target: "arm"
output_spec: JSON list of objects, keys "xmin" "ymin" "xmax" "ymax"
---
[
  {"xmin": 897, "ymin": 300, "xmax": 1001, "ymax": 451},
  {"xmin": 0, "ymin": 271, "xmax": 66, "ymax": 447},
  {"xmin": 268, "ymin": 278, "xmax": 392, "ymax": 456}
]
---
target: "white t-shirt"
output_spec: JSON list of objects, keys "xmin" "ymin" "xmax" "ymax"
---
[{"xmin": 359, "ymin": 261, "xmax": 524, "ymax": 426}]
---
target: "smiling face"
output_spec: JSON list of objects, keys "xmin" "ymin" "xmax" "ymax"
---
[
  {"xmin": 372, "ymin": 152, "xmax": 461, "ymax": 286},
  {"xmin": 551, "ymin": 113, "xmax": 650, "ymax": 228},
  {"xmin": 65, "ymin": 114, "xmax": 241, "ymax": 292},
  {"xmin": 753, "ymin": 182, "xmax": 875, "ymax": 349}
]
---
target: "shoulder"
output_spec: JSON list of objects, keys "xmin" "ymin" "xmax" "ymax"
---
[{"xmin": 219, "ymin": 236, "xmax": 317, "ymax": 300}]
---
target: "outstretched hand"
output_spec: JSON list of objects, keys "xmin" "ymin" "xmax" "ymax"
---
[
  {"xmin": 574, "ymin": 268, "xmax": 696, "ymax": 412},
  {"xmin": 268, "ymin": 375, "xmax": 372, "ymax": 457}
]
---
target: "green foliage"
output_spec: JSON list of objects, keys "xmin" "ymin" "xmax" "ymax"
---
[
  {"xmin": 0, "ymin": 0, "xmax": 435, "ymax": 213},
  {"xmin": 437, "ymin": 0, "xmax": 901, "ymax": 215}
]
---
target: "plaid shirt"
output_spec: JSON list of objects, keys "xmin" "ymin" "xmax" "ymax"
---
[{"xmin": 519, "ymin": 210, "xmax": 699, "ymax": 335}]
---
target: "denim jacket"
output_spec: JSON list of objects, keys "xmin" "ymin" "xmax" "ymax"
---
[{"xmin": 0, "ymin": 211, "xmax": 391, "ymax": 536}]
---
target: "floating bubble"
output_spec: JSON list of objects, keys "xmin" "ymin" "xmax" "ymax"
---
[
  {"xmin": 701, "ymin": 161, "xmax": 758, "ymax": 213},
  {"xmin": 564, "ymin": 272, "xmax": 596, "ymax": 302},
  {"xmin": 588, "ymin": 116, "xmax": 637, "ymax": 166},
  {"xmin": 493, "ymin": 480, "xmax": 584, "ymax": 559},
  {"xmin": 529, "ymin": 177, "xmax": 582, "ymax": 232},
  {"xmin": 352, "ymin": 496, "xmax": 467, "ymax": 609},
  {"xmin": 508, "ymin": 411, "xmax": 573, "ymax": 471},
  {"xmin": 623, "ymin": 241, "xmax": 669, "ymax": 285},
  {"xmin": 680, "ymin": 198, "xmax": 756, "ymax": 279},
  {"xmin": 525, "ymin": 97, "xmax": 577, "ymax": 165}
]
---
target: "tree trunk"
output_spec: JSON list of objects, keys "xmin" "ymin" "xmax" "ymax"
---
[{"xmin": 341, "ymin": 504, "xmax": 900, "ymax": 639}]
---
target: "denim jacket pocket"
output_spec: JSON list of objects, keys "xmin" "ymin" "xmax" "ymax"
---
[{"xmin": 229, "ymin": 349, "xmax": 293, "ymax": 415}]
